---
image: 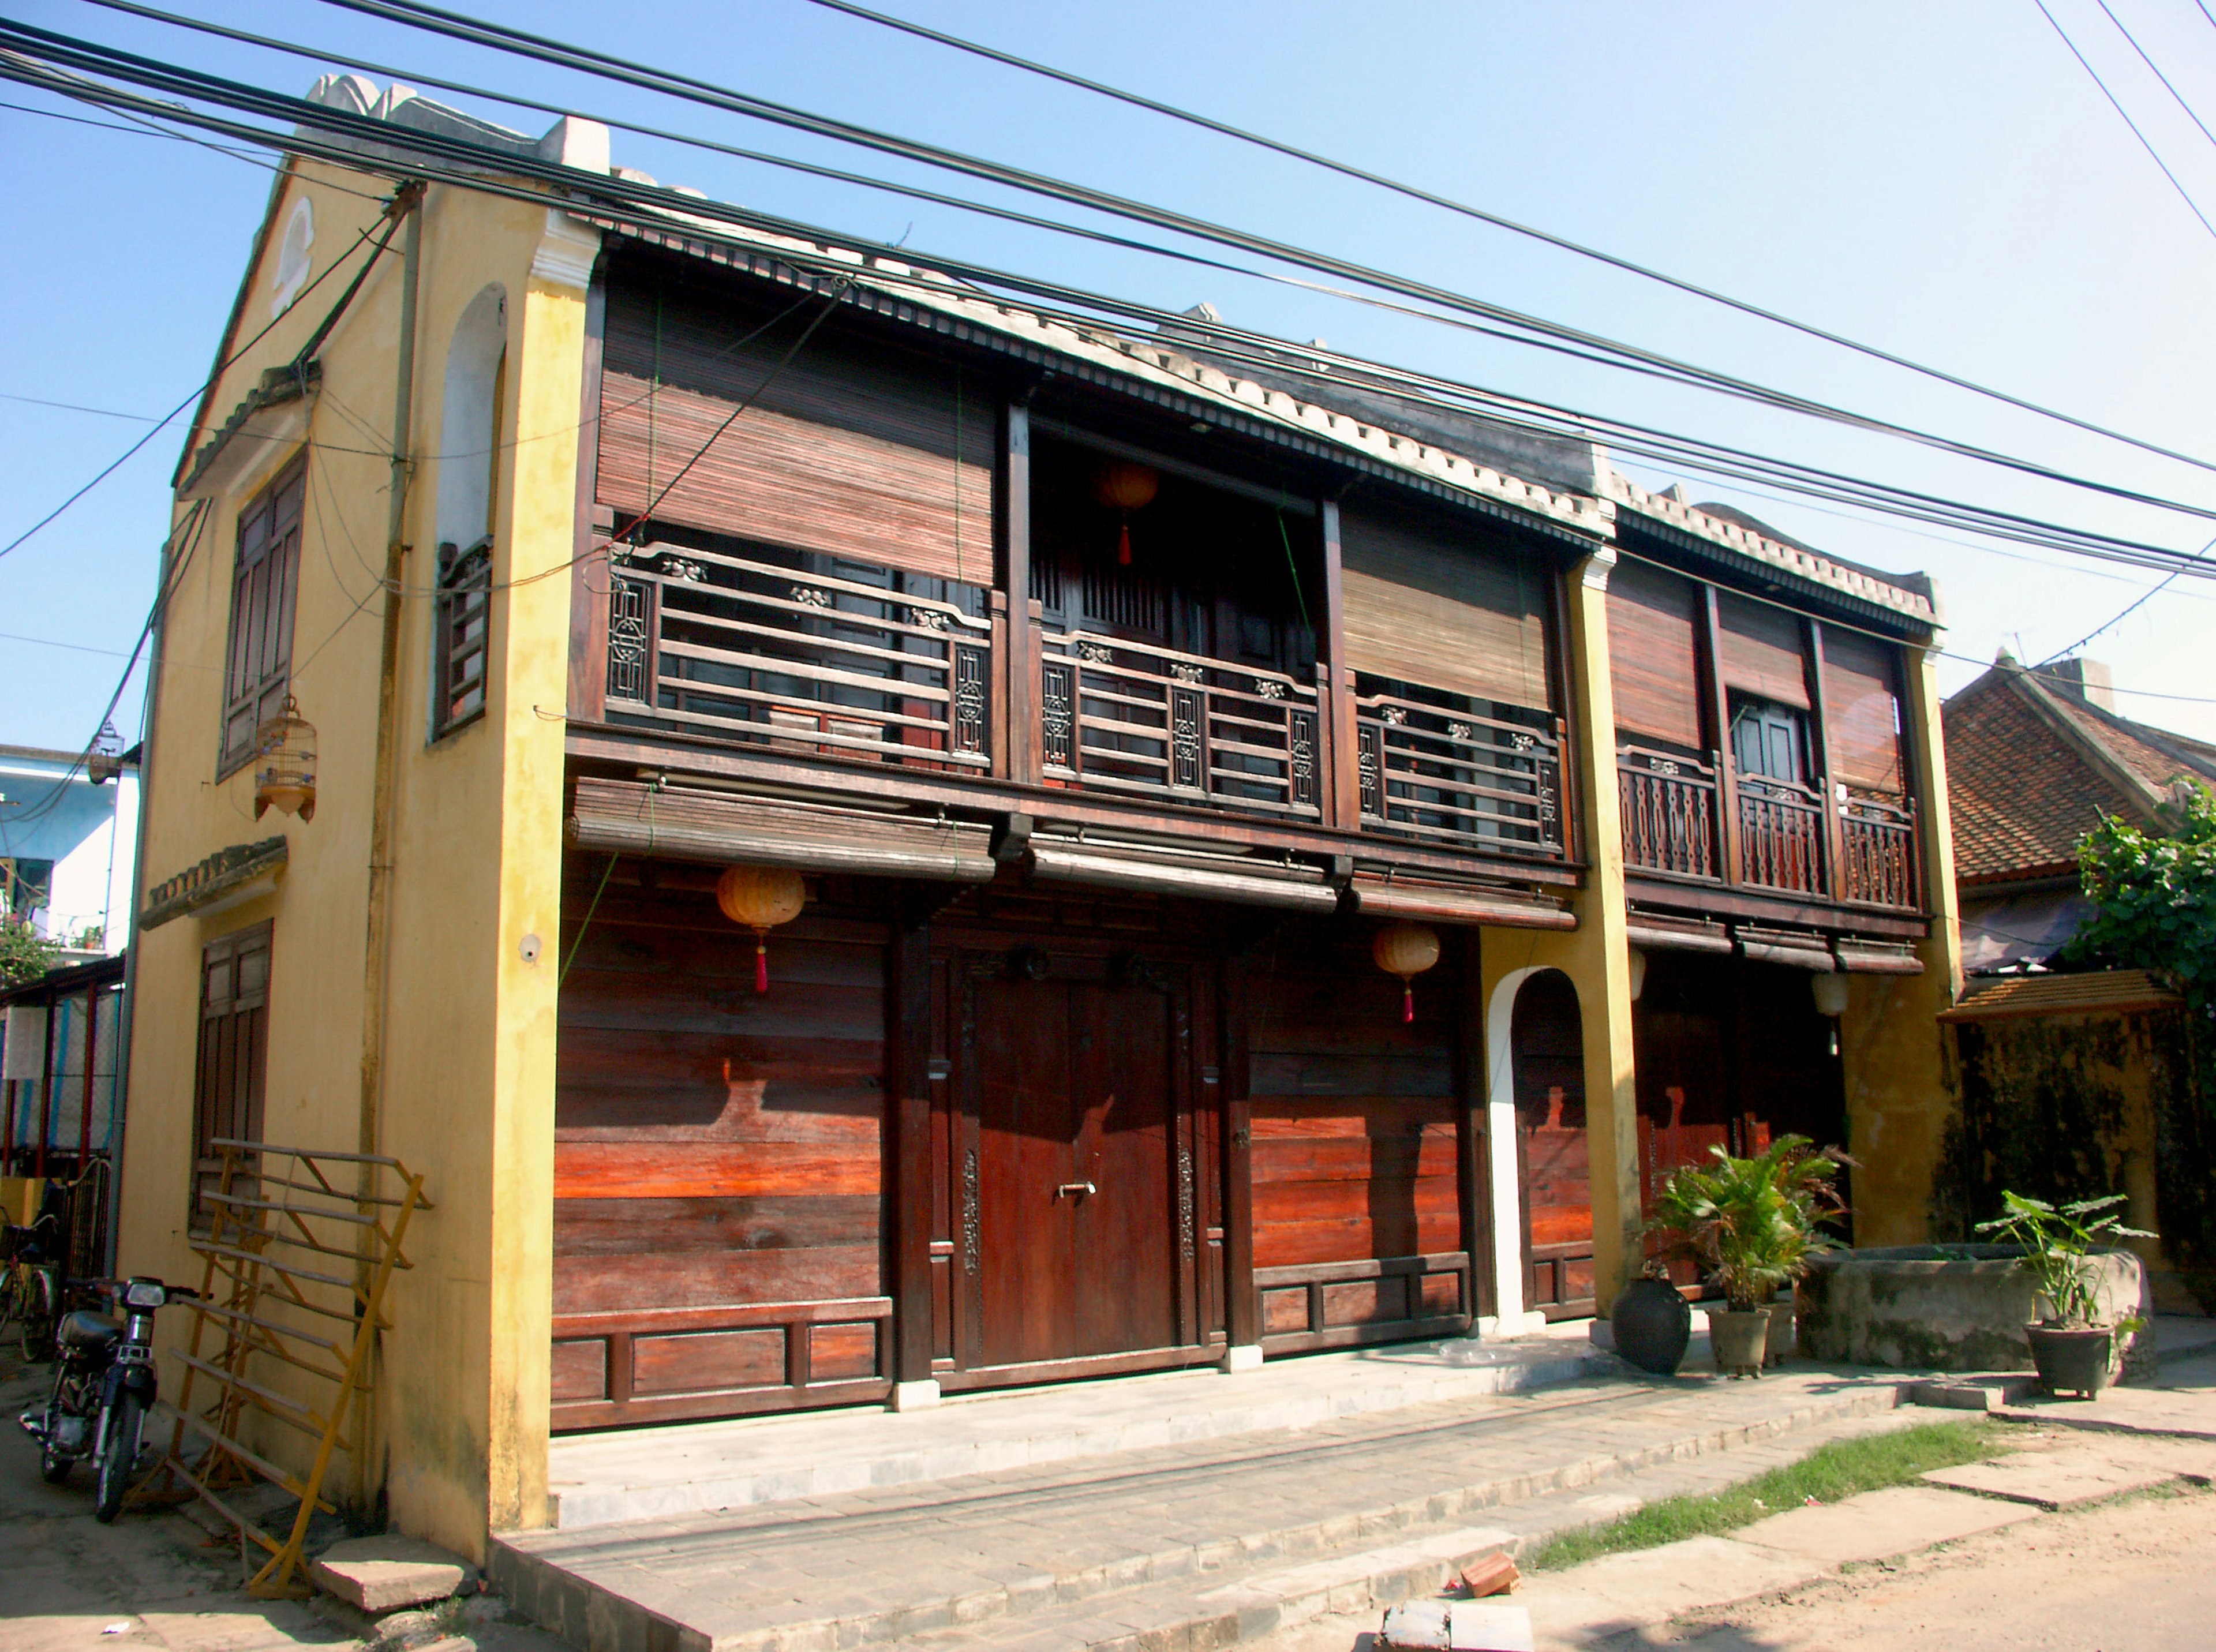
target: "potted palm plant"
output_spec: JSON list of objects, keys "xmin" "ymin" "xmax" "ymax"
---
[
  {"xmin": 1974, "ymin": 1191, "xmax": 2153, "ymax": 1398},
  {"xmin": 1647, "ymin": 1135, "xmax": 1845, "ymax": 1378}
]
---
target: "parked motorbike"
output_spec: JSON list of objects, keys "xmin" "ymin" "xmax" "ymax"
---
[{"xmin": 20, "ymin": 1277, "xmax": 197, "ymax": 1522}]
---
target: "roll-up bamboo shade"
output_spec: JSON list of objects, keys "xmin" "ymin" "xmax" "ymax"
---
[
  {"xmin": 1821, "ymin": 628, "xmax": 1906, "ymax": 793},
  {"xmin": 1338, "ymin": 501, "xmax": 1554, "ymax": 712},
  {"xmin": 1605, "ymin": 559, "xmax": 1702, "ymax": 749},
  {"xmin": 597, "ymin": 280, "xmax": 993, "ymax": 583},
  {"xmin": 1716, "ymin": 591, "xmax": 1811, "ymax": 708}
]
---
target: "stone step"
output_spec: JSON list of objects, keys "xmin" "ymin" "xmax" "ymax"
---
[{"xmin": 491, "ymin": 1367, "xmax": 1918, "ymax": 1652}]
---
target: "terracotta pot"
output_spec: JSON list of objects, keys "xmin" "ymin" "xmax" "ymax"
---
[
  {"xmin": 1612, "ymin": 1277, "xmax": 1692, "ymax": 1376},
  {"xmin": 1765, "ymin": 1296, "xmax": 1796, "ymax": 1368},
  {"xmin": 2026, "ymin": 1323, "xmax": 2114, "ymax": 1399},
  {"xmin": 1709, "ymin": 1308, "xmax": 1772, "ymax": 1378}
]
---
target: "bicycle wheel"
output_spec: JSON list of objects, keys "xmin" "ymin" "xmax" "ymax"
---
[{"xmin": 18, "ymin": 1267, "xmax": 56, "ymax": 1362}]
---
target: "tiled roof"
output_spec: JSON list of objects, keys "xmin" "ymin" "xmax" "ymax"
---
[
  {"xmin": 1939, "ymin": 968, "xmax": 2183, "ymax": 1022},
  {"xmin": 1942, "ymin": 670, "xmax": 2139, "ymax": 884},
  {"xmin": 2036, "ymin": 684, "xmax": 2216, "ymax": 795}
]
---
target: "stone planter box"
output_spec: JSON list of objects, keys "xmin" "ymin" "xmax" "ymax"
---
[{"xmin": 1796, "ymin": 1243, "xmax": 2155, "ymax": 1381}]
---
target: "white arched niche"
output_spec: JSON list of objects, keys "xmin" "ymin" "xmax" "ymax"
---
[
  {"xmin": 1483, "ymin": 963, "xmax": 1577, "ymax": 1334},
  {"xmin": 435, "ymin": 284, "xmax": 508, "ymax": 553},
  {"xmin": 271, "ymin": 196, "xmax": 315, "ymax": 317}
]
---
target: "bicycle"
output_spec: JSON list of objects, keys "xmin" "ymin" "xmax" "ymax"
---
[{"xmin": 2, "ymin": 1219, "xmax": 62, "ymax": 1362}]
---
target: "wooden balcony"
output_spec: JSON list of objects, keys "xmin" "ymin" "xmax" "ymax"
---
[
  {"xmin": 1615, "ymin": 742, "xmax": 1921, "ymax": 913},
  {"xmin": 1356, "ymin": 691, "xmax": 1564, "ymax": 859}
]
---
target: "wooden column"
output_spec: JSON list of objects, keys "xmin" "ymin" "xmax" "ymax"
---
[
  {"xmin": 1450, "ymin": 928, "xmax": 1495, "ymax": 1322},
  {"xmin": 1803, "ymin": 619, "xmax": 1846, "ymax": 902},
  {"xmin": 1002, "ymin": 402, "xmax": 1038, "ymax": 786},
  {"xmin": 566, "ymin": 273, "xmax": 609, "ymax": 720},
  {"xmin": 1699, "ymin": 585, "xmax": 1742, "ymax": 886},
  {"xmin": 1220, "ymin": 950, "xmax": 1260, "ymax": 1359},
  {"xmin": 886, "ymin": 912, "xmax": 937, "ymax": 1404},
  {"xmin": 1545, "ymin": 560, "xmax": 1582, "ymax": 863},
  {"xmin": 1319, "ymin": 500, "xmax": 1361, "ymax": 829}
]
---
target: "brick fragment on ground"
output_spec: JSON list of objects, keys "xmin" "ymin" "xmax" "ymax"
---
[
  {"xmin": 1460, "ymin": 1550, "xmax": 1519, "ymax": 1597},
  {"xmin": 308, "ymin": 1535, "xmax": 473, "ymax": 1612}
]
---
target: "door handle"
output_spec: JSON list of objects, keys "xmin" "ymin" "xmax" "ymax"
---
[{"xmin": 1054, "ymin": 1181, "xmax": 1097, "ymax": 1200}]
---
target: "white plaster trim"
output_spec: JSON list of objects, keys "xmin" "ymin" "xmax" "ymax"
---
[
  {"xmin": 1484, "ymin": 965, "xmax": 1565, "ymax": 1328},
  {"xmin": 532, "ymin": 208, "xmax": 601, "ymax": 290},
  {"xmin": 1220, "ymin": 1344, "xmax": 1264, "ymax": 1373},
  {"xmin": 889, "ymin": 1378, "xmax": 941, "ymax": 1412},
  {"xmin": 1578, "ymin": 545, "xmax": 1618, "ymax": 592}
]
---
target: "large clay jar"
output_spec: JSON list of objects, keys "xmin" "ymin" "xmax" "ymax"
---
[
  {"xmin": 1612, "ymin": 1276, "xmax": 1693, "ymax": 1376},
  {"xmin": 2026, "ymin": 1324, "xmax": 2114, "ymax": 1399},
  {"xmin": 1710, "ymin": 1308, "xmax": 1773, "ymax": 1378}
]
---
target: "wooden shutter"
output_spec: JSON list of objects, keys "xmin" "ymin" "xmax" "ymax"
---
[
  {"xmin": 1605, "ymin": 559, "xmax": 1702, "ymax": 749},
  {"xmin": 220, "ymin": 462, "xmax": 305, "ymax": 774},
  {"xmin": 1716, "ymin": 591, "xmax": 1810, "ymax": 708},
  {"xmin": 193, "ymin": 922, "xmax": 271, "ymax": 1212},
  {"xmin": 1338, "ymin": 500, "xmax": 1554, "ymax": 710},
  {"xmin": 1822, "ymin": 629, "xmax": 1906, "ymax": 793},
  {"xmin": 597, "ymin": 279, "xmax": 993, "ymax": 583}
]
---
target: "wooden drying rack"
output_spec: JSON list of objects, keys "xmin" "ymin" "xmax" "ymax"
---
[{"xmin": 137, "ymin": 1140, "xmax": 431, "ymax": 1598}]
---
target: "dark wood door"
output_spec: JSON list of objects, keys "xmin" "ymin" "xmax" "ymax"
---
[
  {"xmin": 969, "ymin": 968, "xmax": 1182, "ymax": 1369},
  {"xmin": 1511, "ymin": 970, "xmax": 1594, "ymax": 1320}
]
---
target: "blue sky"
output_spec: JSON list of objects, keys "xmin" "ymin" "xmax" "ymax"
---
[{"xmin": 4, "ymin": 0, "xmax": 2214, "ymax": 756}]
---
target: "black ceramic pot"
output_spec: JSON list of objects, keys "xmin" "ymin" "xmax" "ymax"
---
[
  {"xmin": 2027, "ymin": 1324, "xmax": 2114, "ymax": 1399},
  {"xmin": 1612, "ymin": 1276, "xmax": 1692, "ymax": 1376}
]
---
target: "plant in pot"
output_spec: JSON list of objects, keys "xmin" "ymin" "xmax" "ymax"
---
[
  {"xmin": 1974, "ymin": 1190, "xmax": 2153, "ymax": 1399},
  {"xmin": 1646, "ymin": 1136, "xmax": 1845, "ymax": 1378}
]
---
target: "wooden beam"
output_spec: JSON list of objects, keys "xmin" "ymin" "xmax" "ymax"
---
[
  {"xmin": 1002, "ymin": 401, "xmax": 1038, "ymax": 786},
  {"xmin": 886, "ymin": 909, "xmax": 933, "ymax": 1385},
  {"xmin": 1319, "ymin": 499, "xmax": 1360, "ymax": 830},
  {"xmin": 1804, "ymin": 618, "xmax": 1846, "ymax": 903},
  {"xmin": 1450, "ymin": 927, "xmax": 1494, "ymax": 1323},
  {"xmin": 567, "ymin": 273, "xmax": 609, "ymax": 721},
  {"xmin": 1699, "ymin": 585, "xmax": 1742, "ymax": 886},
  {"xmin": 1545, "ymin": 559, "xmax": 1581, "ymax": 863},
  {"xmin": 1220, "ymin": 949, "xmax": 1258, "ymax": 1352}
]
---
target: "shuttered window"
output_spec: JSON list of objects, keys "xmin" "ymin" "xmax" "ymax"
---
[
  {"xmin": 597, "ymin": 279, "xmax": 993, "ymax": 583},
  {"xmin": 1715, "ymin": 591, "xmax": 1810, "ymax": 709},
  {"xmin": 1605, "ymin": 559, "xmax": 1702, "ymax": 750},
  {"xmin": 219, "ymin": 460, "xmax": 306, "ymax": 777},
  {"xmin": 193, "ymin": 922, "xmax": 270, "ymax": 1216},
  {"xmin": 1822, "ymin": 628, "xmax": 1906, "ymax": 793},
  {"xmin": 1338, "ymin": 500, "xmax": 1554, "ymax": 711}
]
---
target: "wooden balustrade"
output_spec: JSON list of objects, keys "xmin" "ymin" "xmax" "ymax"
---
[
  {"xmin": 1736, "ymin": 777, "xmax": 1829, "ymax": 896},
  {"xmin": 1037, "ymin": 628, "xmax": 1322, "ymax": 818},
  {"xmin": 1841, "ymin": 795, "xmax": 1919, "ymax": 908},
  {"xmin": 605, "ymin": 543, "xmax": 992, "ymax": 771},
  {"xmin": 1616, "ymin": 745, "xmax": 1720, "ymax": 879},
  {"xmin": 1356, "ymin": 691, "xmax": 1564, "ymax": 857}
]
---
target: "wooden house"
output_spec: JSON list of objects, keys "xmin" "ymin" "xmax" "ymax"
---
[{"xmin": 115, "ymin": 83, "xmax": 1961, "ymax": 1559}]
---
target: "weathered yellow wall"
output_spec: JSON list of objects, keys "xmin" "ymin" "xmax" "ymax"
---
[
  {"xmin": 118, "ymin": 159, "xmax": 584, "ymax": 1560},
  {"xmin": 1839, "ymin": 640, "xmax": 1964, "ymax": 1244}
]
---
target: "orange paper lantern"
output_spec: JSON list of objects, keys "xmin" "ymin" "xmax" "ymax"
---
[
  {"xmin": 716, "ymin": 864, "xmax": 806, "ymax": 992},
  {"xmin": 1372, "ymin": 922, "xmax": 1440, "ymax": 1025},
  {"xmin": 1092, "ymin": 460, "xmax": 1158, "ymax": 565}
]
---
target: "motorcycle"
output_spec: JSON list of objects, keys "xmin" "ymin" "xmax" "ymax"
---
[{"xmin": 20, "ymin": 1276, "xmax": 197, "ymax": 1522}]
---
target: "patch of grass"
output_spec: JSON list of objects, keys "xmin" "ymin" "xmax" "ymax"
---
[{"xmin": 1526, "ymin": 1419, "xmax": 2005, "ymax": 1571}]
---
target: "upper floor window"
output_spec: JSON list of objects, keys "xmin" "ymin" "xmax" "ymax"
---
[
  {"xmin": 1730, "ymin": 696, "xmax": 1809, "ymax": 791},
  {"xmin": 219, "ymin": 459, "xmax": 306, "ymax": 778},
  {"xmin": 432, "ymin": 285, "xmax": 507, "ymax": 740},
  {"xmin": 192, "ymin": 920, "xmax": 270, "ymax": 1219}
]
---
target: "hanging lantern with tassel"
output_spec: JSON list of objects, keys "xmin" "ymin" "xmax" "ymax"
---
[
  {"xmin": 253, "ymin": 695, "xmax": 317, "ymax": 822},
  {"xmin": 1372, "ymin": 921, "xmax": 1440, "ymax": 1025},
  {"xmin": 1092, "ymin": 460, "xmax": 1159, "ymax": 566},
  {"xmin": 716, "ymin": 864, "xmax": 807, "ymax": 992}
]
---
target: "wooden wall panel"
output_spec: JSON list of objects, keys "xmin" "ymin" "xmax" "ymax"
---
[
  {"xmin": 1716, "ymin": 591, "xmax": 1810, "ymax": 707},
  {"xmin": 1338, "ymin": 498, "xmax": 1554, "ymax": 711},
  {"xmin": 598, "ymin": 276, "xmax": 993, "ymax": 582},
  {"xmin": 1821, "ymin": 628, "xmax": 1906, "ymax": 793},
  {"xmin": 1605, "ymin": 559, "xmax": 1703, "ymax": 749},
  {"xmin": 553, "ymin": 855, "xmax": 890, "ymax": 1425}
]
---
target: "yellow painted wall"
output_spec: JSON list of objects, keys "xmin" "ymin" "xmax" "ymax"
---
[
  {"xmin": 1839, "ymin": 641, "xmax": 1964, "ymax": 1243},
  {"xmin": 118, "ymin": 158, "xmax": 586, "ymax": 1559}
]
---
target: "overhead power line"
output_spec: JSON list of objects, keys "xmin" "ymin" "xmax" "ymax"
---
[
  {"xmin": 800, "ymin": 0, "xmax": 2216, "ymax": 483},
  {"xmin": 7, "ymin": 35, "xmax": 2215, "ymax": 588},
  {"xmin": 2032, "ymin": 0, "xmax": 2216, "ymax": 242},
  {"xmin": 2092, "ymin": 0, "xmax": 2216, "ymax": 154},
  {"xmin": 290, "ymin": 0, "xmax": 2216, "ymax": 499}
]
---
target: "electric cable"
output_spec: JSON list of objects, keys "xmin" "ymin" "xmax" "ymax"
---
[
  {"xmin": 2093, "ymin": 0, "xmax": 2216, "ymax": 153},
  {"xmin": 2032, "ymin": 0, "xmax": 2216, "ymax": 241},
  {"xmin": 799, "ymin": 0, "xmax": 2216, "ymax": 481},
  {"xmin": 2034, "ymin": 530, "xmax": 2216, "ymax": 664},
  {"xmin": 20, "ymin": 13, "xmax": 2216, "ymax": 543},
  {"xmin": 10, "ymin": 35, "xmax": 2216, "ymax": 590}
]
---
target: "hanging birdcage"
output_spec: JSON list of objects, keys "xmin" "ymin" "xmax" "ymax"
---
[{"xmin": 253, "ymin": 696, "xmax": 317, "ymax": 822}]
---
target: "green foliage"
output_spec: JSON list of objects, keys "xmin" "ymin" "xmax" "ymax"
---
[
  {"xmin": 1974, "ymin": 1189, "xmax": 2154, "ymax": 1326},
  {"xmin": 2069, "ymin": 787, "xmax": 2216, "ymax": 1110},
  {"xmin": 1527, "ymin": 1419, "xmax": 2001, "ymax": 1571},
  {"xmin": 1645, "ymin": 1134, "xmax": 1848, "ymax": 1311},
  {"xmin": 0, "ymin": 921, "xmax": 58, "ymax": 988}
]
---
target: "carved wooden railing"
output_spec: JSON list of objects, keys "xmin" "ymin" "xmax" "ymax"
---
[
  {"xmin": 1356, "ymin": 691, "xmax": 1564, "ymax": 857},
  {"xmin": 605, "ymin": 544, "xmax": 991, "ymax": 771},
  {"xmin": 1841, "ymin": 794, "xmax": 1919, "ymax": 909},
  {"xmin": 1737, "ymin": 776, "xmax": 1828, "ymax": 896},
  {"xmin": 1616, "ymin": 744, "xmax": 1720, "ymax": 880},
  {"xmin": 1038, "ymin": 628, "xmax": 1321, "ymax": 818}
]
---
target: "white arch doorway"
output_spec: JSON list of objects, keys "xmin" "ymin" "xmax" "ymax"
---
[{"xmin": 1484, "ymin": 965, "xmax": 1590, "ymax": 1331}]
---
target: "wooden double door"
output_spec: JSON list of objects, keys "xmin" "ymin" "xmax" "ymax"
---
[{"xmin": 934, "ymin": 945, "xmax": 1224, "ymax": 1384}]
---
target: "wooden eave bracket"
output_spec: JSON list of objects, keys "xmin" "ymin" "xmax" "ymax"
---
[{"xmin": 140, "ymin": 836, "xmax": 289, "ymax": 931}]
